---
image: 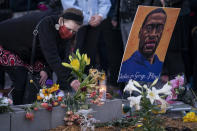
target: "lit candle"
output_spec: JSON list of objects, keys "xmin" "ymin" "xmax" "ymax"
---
[{"xmin": 99, "ymin": 80, "xmax": 107, "ymax": 101}]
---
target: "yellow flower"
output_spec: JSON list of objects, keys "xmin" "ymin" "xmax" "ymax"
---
[
  {"xmin": 76, "ymin": 49, "xmax": 81, "ymax": 60},
  {"xmin": 30, "ymin": 79, "xmax": 33, "ymax": 83},
  {"xmin": 83, "ymin": 54, "xmax": 90, "ymax": 65},
  {"xmin": 183, "ymin": 112, "xmax": 197, "ymax": 122},
  {"xmin": 62, "ymin": 62, "xmax": 72, "ymax": 68},
  {"xmin": 37, "ymin": 95, "xmax": 42, "ymax": 100},
  {"xmin": 70, "ymin": 59, "xmax": 80, "ymax": 71},
  {"xmin": 137, "ymin": 124, "xmax": 142, "ymax": 128},
  {"xmin": 49, "ymin": 84, "xmax": 59, "ymax": 93},
  {"xmin": 42, "ymin": 89, "xmax": 48, "ymax": 94}
]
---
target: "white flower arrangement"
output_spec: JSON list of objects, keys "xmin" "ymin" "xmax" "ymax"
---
[
  {"xmin": 0, "ymin": 96, "xmax": 13, "ymax": 113},
  {"xmin": 0, "ymin": 97, "xmax": 12, "ymax": 106},
  {"xmin": 37, "ymin": 84, "xmax": 65, "ymax": 103},
  {"xmin": 124, "ymin": 79, "xmax": 172, "ymax": 111}
]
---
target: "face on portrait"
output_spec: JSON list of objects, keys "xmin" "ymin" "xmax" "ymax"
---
[{"xmin": 138, "ymin": 11, "xmax": 167, "ymax": 58}]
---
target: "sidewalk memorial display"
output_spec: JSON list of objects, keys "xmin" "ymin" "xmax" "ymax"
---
[{"xmin": 1, "ymin": 6, "xmax": 197, "ymax": 131}]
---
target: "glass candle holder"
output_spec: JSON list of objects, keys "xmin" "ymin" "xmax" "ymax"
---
[{"xmin": 99, "ymin": 81, "xmax": 106, "ymax": 101}]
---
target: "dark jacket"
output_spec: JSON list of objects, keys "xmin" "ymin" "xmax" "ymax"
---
[
  {"xmin": 0, "ymin": 9, "xmax": 73, "ymax": 90},
  {"xmin": 152, "ymin": 0, "xmax": 190, "ymax": 15},
  {"xmin": 119, "ymin": 0, "xmax": 152, "ymax": 21}
]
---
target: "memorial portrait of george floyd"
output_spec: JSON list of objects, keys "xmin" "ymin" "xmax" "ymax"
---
[{"xmin": 118, "ymin": 6, "xmax": 180, "ymax": 82}]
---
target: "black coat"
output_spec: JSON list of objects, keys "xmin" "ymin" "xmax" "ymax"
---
[
  {"xmin": 0, "ymin": 9, "xmax": 73, "ymax": 90},
  {"xmin": 152, "ymin": 0, "xmax": 190, "ymax": 15},
  {"xmin": 113, "ymin": 0, "xmax": 152, "ymax": 22}
]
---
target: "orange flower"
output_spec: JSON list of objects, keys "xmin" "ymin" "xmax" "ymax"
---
[
  {"xmin": 37, "ymin": 95, "xmax": 42, "ymax": 100},
  {"xmin": 52, "ymin": 102, "xmax": 59, "ymax": 107},
  {"xmin": 58, "ymin": 97, "xmax": 62, "ymax": 101}
]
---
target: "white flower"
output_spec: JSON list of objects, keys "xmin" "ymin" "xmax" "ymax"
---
[
  {"xmin": 159, "ymin": 98, "xmax": 168, "ymax": 110},
  {"xmin": 57, "ymin": 90, "xmax": 64, "ymax": 97},
  {"xmin": 146, "ymin": 87, "xmax": 160, "ymax": 104},
  {"xmin": 48, "ymin": 94, "xmax": 53, "ymax": 99},
  {"xmin": 40, "ymin": 93, "xmax": 45, "ymax": 98},
  {"xmin": 127, "ymin": 95, "xmax": 142, "ymax": 110},
  {"xmin": 43, "ymin": 98, "xmax": 47, "ymax": 103},
  {"xmin": 124, "ymin": 80, "xmax": 142, "ymax": 95},
  {"xmin": 45, "ymin": 96, "xmax": 49, "ymax": 100},
  {"xmin": 143, "ymin": 84, "xmax": 148, "ymax": 90},
  {"xmin": 146, "ymin": 86, "xmax": 170, "ymax": 111},
  {"xmin": 157, "ymin": 82, "xmax": 172, "ymax": 96},
  {"xmin": 1, "ymin": 97, "xmax": 9, "ymax": 104},
  {"xmin": 133, "ymin": 80, "xmax": 142, "ymax": 88}
]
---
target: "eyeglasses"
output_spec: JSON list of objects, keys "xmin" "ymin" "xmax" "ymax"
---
[
  {"xmin": 66, "ymin": 27, "xmax": 77, "ymax": 35},
  {"xmin": 62, "ymin": 20, "xmax": 77, "ymax": 35}
]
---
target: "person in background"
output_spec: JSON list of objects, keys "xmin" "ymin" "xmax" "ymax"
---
[
  {"xmin": 0, "ymin": 0, "xmax": 13, "ymax": 91},
  {"xmin": 153, "ymin": 0, "xmax": 191, "ymax": 82},
  {"xmin": 192, "ymin": 27, "xmax": 197, "ymax": 93},
  {"xmin": 97, "ymin": 0, "xmax": 124, "ymax": 96},
  {"xmin": 190, "ymin": 0, "xmax": 197, "ymax": 93},
  {"xmin": 60, "ymin": 0, "xmax": 111, "ymax": 70},
  {"xmin": 112, "ymin": 0, "xmax": 152, "ymax": 50},
  {"xmin": 0, "ymin": 8, "xmax": 83, "ymax": 105}
]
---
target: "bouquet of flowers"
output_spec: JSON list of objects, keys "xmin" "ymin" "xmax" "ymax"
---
[
  {"xmin": 37, "ymin": 84, "xmax": 64, "ymax": 109},
  {"xmin": 62, "ymin": 49, "xmax": 90, "ymax": 82},
  {"xmin": 165, "ymin": 75, "xmax": 185, "ymax": 103},
  {"xmin": 62, "ymin": 49, "xmax": 105, "ymax": 104},
  {"xmin": 24, "ymin": 83, "xmax": 66, "ymax": 121},
  {"xmin": 124, "ymin": 79, "xmax": 172, "ymax": 112},
  {"xmin": 74, "ymin": 69, "xmax": 105, "ymax": 104},
  {"xmin": 0, "ymin": 97, "xmax": 13, "ymax": 113},
  {"xmin": 123, "ymin": 79, "xmax": 172, "ymax": 130}
]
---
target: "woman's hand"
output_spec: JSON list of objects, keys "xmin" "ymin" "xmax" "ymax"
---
[
  {"xmin": 39, "ymin": 71, "xmax": 48, "ymax": 86},
  {"xmin": 70, "ymin": 80, "xmax": 80, "ymax": 91}
]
